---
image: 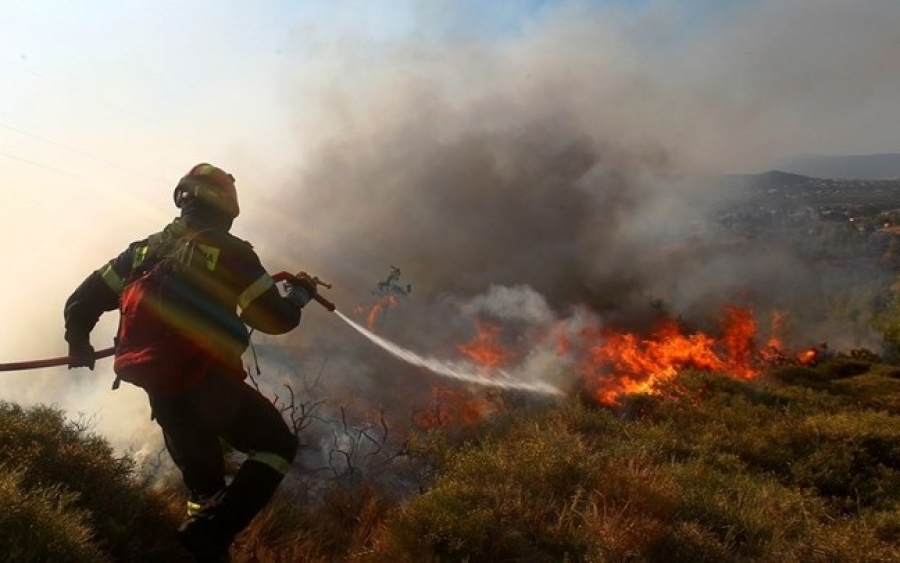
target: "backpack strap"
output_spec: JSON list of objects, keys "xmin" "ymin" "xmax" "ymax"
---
[{"xmin": 127, "ymin": 232, "xmax": 167, "ymax": 281}]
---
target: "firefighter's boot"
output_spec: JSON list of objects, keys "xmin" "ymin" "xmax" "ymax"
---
[
  {"xmin": 186, "ymin": 491, "xmax": 219, "ymax": 517},
  {"xmin": 177, "ymin": 457, "xmax": 289, "ymax": 561},
  {"xmin": 177, "ymin": 516, "xmax": 231, "ymax": 563}
]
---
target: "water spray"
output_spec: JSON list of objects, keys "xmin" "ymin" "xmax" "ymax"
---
[
  {"xmin": 274, "ymin": 271, "xmax": 563, "ymax": 396},
  {"xmin": 334, "ymin": 310, "xmax": 564, "ymax": 396}
]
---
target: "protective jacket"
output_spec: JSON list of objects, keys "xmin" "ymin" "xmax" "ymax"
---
[{"xmin": 64, "ymin": 216, "xmax": 301, "ymax": 394}]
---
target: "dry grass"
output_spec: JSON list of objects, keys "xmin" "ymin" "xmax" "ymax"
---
[{"xmin": 3, "ymin": 356, "xmax": 900, "ymax": 562}]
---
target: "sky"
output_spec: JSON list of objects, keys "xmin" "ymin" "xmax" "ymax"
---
[{"xmin": 1, "ymin": 0, "xmax": 899, "ymax": 456}]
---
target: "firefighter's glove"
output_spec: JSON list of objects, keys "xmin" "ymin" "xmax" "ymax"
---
[
  {"xmin": 286, "ymin": 273, "xmax": 317, "ymax": 309},
  {"xmin": 68, "ymin": 341, "xmax": 95, "ymax": 370}
]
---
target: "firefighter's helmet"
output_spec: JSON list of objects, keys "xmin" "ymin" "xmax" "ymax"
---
[{"xmin": 173, "ymin": 163, "xmax": 240, "ymax": 218}]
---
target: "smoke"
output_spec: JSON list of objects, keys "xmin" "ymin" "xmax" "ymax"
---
[
  {"xmin": 252, "ymin": 0, "xmax": 899, "ymax": 421},
  {"xmin": 268, "ymin": 0, "xmax": 899, "ymax": 295},
  {"xmin": 458, "ymin": 285, "xmax": 555, "ymax": 325}
]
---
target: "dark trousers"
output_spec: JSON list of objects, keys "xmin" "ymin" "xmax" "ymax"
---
[{"xmin": 148, "ymin": 368, "xmax": 298, "ymax": 499}]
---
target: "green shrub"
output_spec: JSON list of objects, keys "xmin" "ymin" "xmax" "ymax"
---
[
  {"xmin": 363, "ymin": 368, "xmax": 900, "ymax": 562},
  {"xmin": 0, "ymin": 402, "xmax": 184, "ymax": 561},
  {"xmin": 816, "ymin": 356, "xmax": 874, "ymax": 380},
  {"xmin": 831, "ymin": 372, "xmax": 900, "ymax": 414},
  {"xmin": 362, "ymin": 408, "xmax": 625, "ymax": 561},
  {"xmin": 0, "ymin": 467, "xmax": 107, "ymax": 562},
  {"xmin": 770, "ymin": 365, "xmax": 831, "ymax": 389},
  {"xmin": 234, "ymin": 480, "xmax": 394, "ymax": 563},
  {"xmin": 787, "ymin": 411, "xmax": 900, "ymax": 510}
]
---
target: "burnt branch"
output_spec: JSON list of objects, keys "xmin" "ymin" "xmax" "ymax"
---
[
  {"xmin": 320, "ymin": 407, "xmax": 407, "ymax": 480},
  {"xmin": 274, "ymin": 383, "xmax": 326, "ymax": 438}
]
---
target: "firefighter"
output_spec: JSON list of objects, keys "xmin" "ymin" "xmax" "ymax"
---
[{"xmin": 64, "ymin": 163, "xmax": 314, "ymax": 562}]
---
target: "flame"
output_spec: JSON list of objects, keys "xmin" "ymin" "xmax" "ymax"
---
[
  {"xmin": 457, "ymin": 320, "xmax": 516, "ymax": 368},
  {"xmin": 759, "ymin": 311, "xmax": 822, "ymax": 366},
  {"xmin": 413, "ymin": 385, "xmax": 492, "ymax": 429},
  {"xmin": 415, "ymin": 320, "xmax": 517, "ymax": 429},
  {"xmin": 365, "ymin": 294, "xmax": 398, "ymax": 329},
  {"xmin": 408, "ymin": 304, "xmax": 823, "ymax": 427},
  {"xmin": 766, "ymin": 310, "xmax": 788, "ymax": 348},
  {"xmin": 796, "ymin": 348, "xmax": 818, "ymax": 365},
  {"xmin": 575, "ymin": 306, "xmax": 761, "ymax": 405}
]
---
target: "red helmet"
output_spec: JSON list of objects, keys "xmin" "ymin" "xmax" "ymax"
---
[{"xmin": 173, "ymin": 163, "xmax": 240, "ymax": 218}]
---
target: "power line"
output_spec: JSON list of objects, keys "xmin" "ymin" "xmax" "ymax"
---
[
  {"xmin": 0, "ymin": 57, "xmax": 185, "ymax": 187},
  {"xmin": 0, "ymin": 149, "xmax": 168, "ymax": 214},
  {"xmin": 0, "ymin": 120, "xmax": 168, "ymax": 185},
  {"xmin": 0, "ymin": 58, "xmax": 154, "ymax": 127},
  {"xmin": 0, "ymin": 149, "xmax": 85, "ymax": 180}
]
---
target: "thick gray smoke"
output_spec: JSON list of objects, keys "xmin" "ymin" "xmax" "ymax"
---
[{"xmin": 248, "ymin": 0, "xmax": 899, "ymax": 425}]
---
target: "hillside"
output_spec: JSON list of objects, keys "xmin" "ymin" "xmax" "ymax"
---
[
  {"xmin": 365, "ymin": 363, "xmax": 900, "ymax": 562},
  {"xmin": 723, "ymin": 170, "xmax": 900, "ymax": 205},
  {"xmin": 772, "ymin": 153, "xmax": 900, "ymax": 180},
  {"xmin": 2, "ymin": 357, "xmax": 900, "ymax": 562},
  {"xmin": 718, "ymin": 171, "xmax": 900, "ymax": 240}
]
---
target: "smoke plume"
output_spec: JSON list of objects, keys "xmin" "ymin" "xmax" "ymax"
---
[{"xmin": 246, "ymin": 0, "xmax": 899, "ymax": 430}]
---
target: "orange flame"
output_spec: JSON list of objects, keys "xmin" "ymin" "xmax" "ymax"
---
[
  {"xmin": 796, "ymin": 348, "xmax": 818, "ymax": 365},
  {"xmin": 457, "ymin": 320, "xmax": 516, "ymax": 369},
  {"xmin": 414, "ymin": 385, "xmax": 492, "ymax": 429},
  {"xmin": 415, "ymin": 320, "xmax": 517, "ymax": 429},
  {"xmin": 576, "ymin": 306, "xmax": 761, "ymax": 405},
  {"xmin": 414, "ymin": 305, "xmax": 822, "ymax": 426},
  {"xmin": 366, "ymin": 294, "xmax": 398, "ymax": 329}
]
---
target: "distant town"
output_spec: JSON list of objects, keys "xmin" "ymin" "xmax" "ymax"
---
[{"xmin": 718, "ymin": 171, "xmax": 900, "ymax": 260}]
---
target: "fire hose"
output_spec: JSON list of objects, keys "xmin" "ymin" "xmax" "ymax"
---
[
  {"xmin": 0, "ymin": 346, "xmax": 116, "ymax": 373},
  {"xmin": 0, "ymin": 271, "xmax": 336, "ymax": 373}
]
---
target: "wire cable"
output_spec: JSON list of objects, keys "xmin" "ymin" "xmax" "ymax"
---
[{"xmin": 0, "ymin": 120, "xmax": 168, "ymax": 185}]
